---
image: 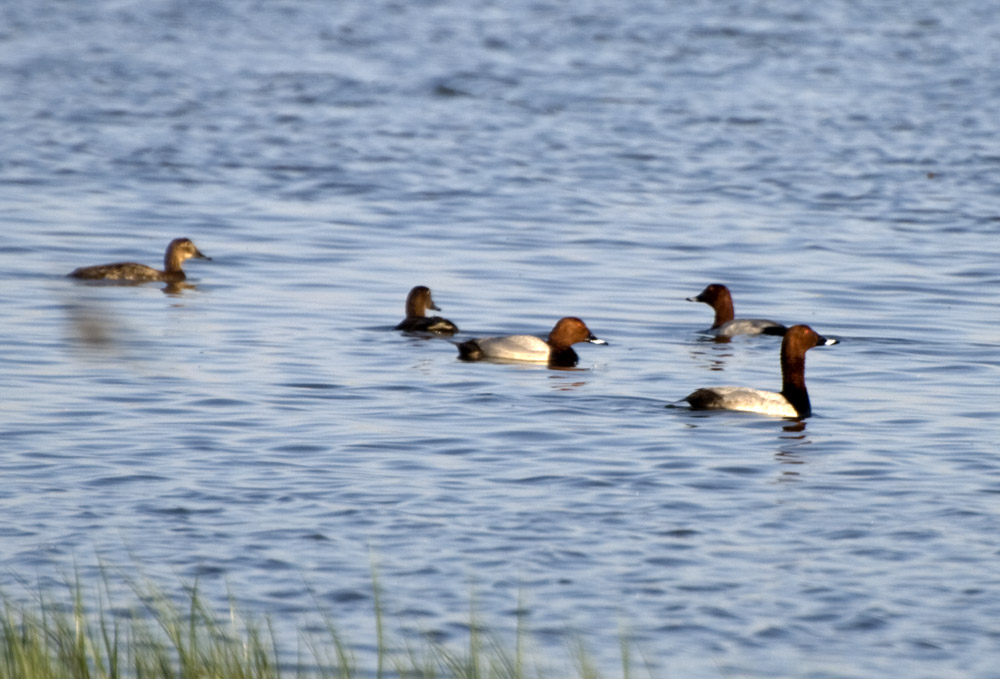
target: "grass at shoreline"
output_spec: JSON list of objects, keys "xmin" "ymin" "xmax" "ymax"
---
[{"xmin": 0, "ymin": 571, "xmax": 642, "ymax": 679}]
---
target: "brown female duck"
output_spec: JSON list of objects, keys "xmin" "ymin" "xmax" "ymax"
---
[{"xmin": 68, "ymin": 237, "xmax": 210, "ymax": 282}]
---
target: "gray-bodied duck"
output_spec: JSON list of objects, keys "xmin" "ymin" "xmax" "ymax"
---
[
  {"xmin": 687, "ymin": 283, "xmax": 786, "ymax": 338},
  {"xmin": 683, "ymin": 324, "xmax": 837, "ymax": 418},
  {"xmin": 457, "ymin": 316, "xmax": 606, "ymax": 368}
]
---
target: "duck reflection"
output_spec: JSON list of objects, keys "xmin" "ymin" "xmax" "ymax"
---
[
  {"xmin": 61, "ymin": 294, "xmax": 136, "ymax": 357},
  {"xmin": 548, "ymin": 372, "xmax": 589, "ymax": 391},
  {"xmin": 687, "ymin": 344, "xmax": 733, "ymax": 372},
  {"xmin": 163, "ymin": 281, "xmax": 199, "ymax": 296},
  {"xmin": 68, "ymin": 276, "xmax": 203, "ymax": 297},
  {"xmin": 773, "ymin": 420, "xmax": 810, "ymax": 482}
]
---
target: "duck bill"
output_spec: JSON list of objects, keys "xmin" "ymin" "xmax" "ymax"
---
[
  {"xmin": 817, "ymin": 334, "xmax": 838, "ymax": 346},
  {"xmin": 194, "ymin": 248, "xmax": 211, "ymax": 261},
  {"xmin": 588, "ymin": 336, "xmax": 608, "ymax": 345}
]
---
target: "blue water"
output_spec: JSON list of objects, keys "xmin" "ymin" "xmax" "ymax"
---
[{"xmin": 2, "ymin": 1, "xmax": 999, "ymax": 677}]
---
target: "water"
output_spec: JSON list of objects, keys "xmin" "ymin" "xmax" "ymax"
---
[{"xmin": 2, "ymin": 1, "xmax": 999, "ymax": 677}]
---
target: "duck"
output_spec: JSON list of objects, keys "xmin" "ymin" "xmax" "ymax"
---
[
  {"xmin": 687, "ymin": 283, "xmax": 786, "ymax": 338},
  {"xmin": 682, "ymin": 324, "xmax": 838, "ymax": 418},
  {"xmin": 394, "ymin": 286, "xmax": 458, "ymax": 334},
  {"xmin": 457, "ymin": 316, "xmax": 606, "ymax": 368},
  {"xmin": 68, "ymin": 237, "xmax": 211, "ymax": 282}
]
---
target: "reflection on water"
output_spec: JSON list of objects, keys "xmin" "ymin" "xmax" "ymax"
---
[
  {"xmin": 67, "ymin": 279, "xmax": 201, "ymax": 296},
  {"xmin": 63, "ymin": 301, "xmax": 116, "ymax": 349},
  {"xmin": 60, "ymin": 291, "xmax": 134, "ymax": 355},
  {"xmin": 780, "ymin": 421, "xmax": 808, "ymax": 436},
  {"xmin": 774, "ymin": 421, "xmax": 810, "ymax": 481},
  {"xmin": 687, "ymin": 344, "xmax": 736, "ymax": 371},
  {"xmin": 162, "ymin": 281, "xmax": 199, "ymax": 296},
  {"xmin": 547, "ymin": 376, "xmax": 590, "ymax": 391}
]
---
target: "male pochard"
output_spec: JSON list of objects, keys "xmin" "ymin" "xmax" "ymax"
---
[
  {"xmin": 687, "ymin": 283, "xmax": 786, "ymax": 338},
  {"xmin": 68, "ymin": 237, "xmax": 211, "ymax": 282},
  {"xmin": 683, "ymin": 324, "xmax": 837, "ymax": 418},
  {"xmin": 457, "ymin": 316, "xmax": 607, "ymax": 368},
  {"xmin": 395, "ymin": 286, "xmax": 458, "ymax": 334}
]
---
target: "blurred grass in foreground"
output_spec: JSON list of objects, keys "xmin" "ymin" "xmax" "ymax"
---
[{"xmin": 0, "ymin": 570, "xmax": 646, "ymax": 679}]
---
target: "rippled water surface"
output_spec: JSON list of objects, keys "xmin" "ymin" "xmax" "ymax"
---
[{"xmin": 2, "ymin": 1, "xmax": 999, "ymax": 677}]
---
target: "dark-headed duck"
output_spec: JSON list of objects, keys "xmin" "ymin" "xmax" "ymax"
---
[
  {"xmin": 457, "ymin": 316, "xmax": 606, "ymax": 368},
  {"xmin": 683, "ymin": 324, "xmax": 837, "ymax": 418},
  {"xmin": 687, "ymin": 283, "xmax": 786, "ymax": 338}
]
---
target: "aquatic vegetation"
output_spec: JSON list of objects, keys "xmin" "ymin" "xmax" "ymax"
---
[{"xmin": 0, "ymin": 571, "xmax": 641, "ymax": 679}]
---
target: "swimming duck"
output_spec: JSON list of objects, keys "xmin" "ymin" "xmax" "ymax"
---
[
  {"xmin": 68, "ymin": 237, "xmax": 211, "ymax": 282},
  {"xmin": 682, "ymin": 324, "xmax": 837, "ymax": 418},
  {"xmin": 394, "ymin": 286, "xmax": 458, "ymax": 334},
  {"xmin": 687, "ymin": 283, "xmax": 786, "ymax": 338},
  {"xmin": 457, "ymin": 316, "xmax": 606, "ymax": 368}
]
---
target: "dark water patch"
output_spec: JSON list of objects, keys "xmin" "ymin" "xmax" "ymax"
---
[
  {"xmin": 848, "ymin": 547, "xmax": 916, "ymax": 562},
  {"xmin": 712, "ymin": 465, "xmax": 766, "ymax": 476},
  {"xmin": 889, "ymin": 529, "xmax": 942, "ymax": 542},
  {"xmin": 824, "ymin": 529, "xmax": 870, "ymax": 541},
  {"xmin": 752, "ymin": 624, "xmax": 790, "ymax": 640},
  {"xmin": 501, "ymin": 475, "xmax": 568, "ymax": 485},
  {"xmin": 138, "ymin": 504, "xmax": 225, "ymax": 518},
  {"xmin": 645, "ymin": 556, "xmax": 698, "ymax": 568},
  {"xmin": 186, "ymin": 564, "xmax": 228, "ymax": 578},
  {"xmin": 683, "ymin": 478, "xmax": 755, "ymax": 491},
  {"xmin": 186, "ymin": 397, "xmax": 255, "ymax": 408},
  {"xmin": 86, "ymin": 473, "xmax": 167, "ymax": 487},
  {"xmin": 831, "ymin": 467, "xmax": 897, "ymax": 478},
  {"xmin": 658, "ymin": 527, "xmax": 702, "ymax": 538},
  {"xmin": 835, "ymin": 609, "xmax": 894, "ymax": 632},
  {"xmin": 131, "ymin": 406, "xmax": 196, "ymax": 416},
  {"xmin": 270, "ymin": 443, "xmax": 331, "ymax": 455},
  {"xmin": 0, "ymin": 526, "xmax": 37, "ymax": 538}
]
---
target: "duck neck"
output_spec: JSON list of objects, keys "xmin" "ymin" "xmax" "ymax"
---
[
  {"xmin": 548, "ymin": 346, "xmax": 579, "ymax": 368},
  {"xmin": 164, "ymin": 250, "xmax": 186, "ymax": 275},
  {"xmin": 712, "ymin": 296, "xmax": 735, "ymax": 329},
  {"xmin": 779, "ymin": 347, "xmax": 811, "ymax": 417}
]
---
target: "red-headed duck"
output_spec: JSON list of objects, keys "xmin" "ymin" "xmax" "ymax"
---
[
  {"xmin": 687, "ymin": 283, "xmax": 786, "ymax": 338},
  {"xmin": 68, "ymin": 237, "xmax": 211, "ymax": 282},
  {"xmin": 457, "ymin": 316, "xmax": 607, "ymax": 368},
  {"xmin": 395, "ymin": 285, "xmax": 458, "ymax": 334},
  {"xmin": 682, "ymin": 324, "xmax": 838, "ymax": 418}
]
